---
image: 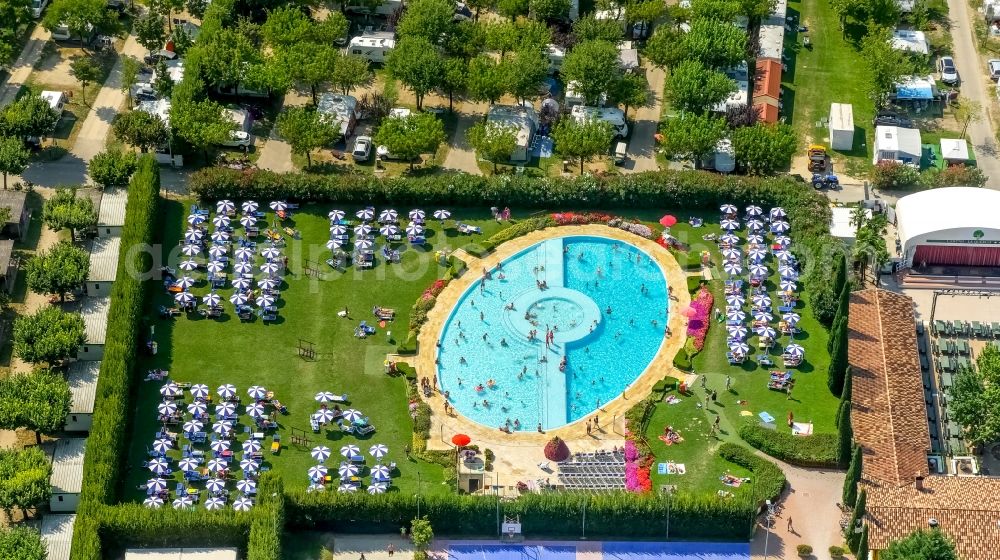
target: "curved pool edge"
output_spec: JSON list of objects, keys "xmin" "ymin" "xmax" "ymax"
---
[{"xmin": 413, "ymin": 224, "xmax": 691, "ymax": 447}]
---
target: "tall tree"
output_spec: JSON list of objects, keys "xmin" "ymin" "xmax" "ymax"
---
[
  {"xmin": 112, "ymin": 110, "xmax": 169, "ymax": 153},
  {"xmin": 827, "ymin": 317, "xmax": 848, "ymax": 396},
  {"xmin": 609, "ymin": 72, "xmax": 648, "ymax": 118},
  {"xmin": 561, "ymin": 40, "xmax": 621, "ymax": 106},
  {"xmin": 0, "ymin": 526, "xmax": 46, "ymax": 560},
  {"xmin": 0, "ymin": 0, "xmax": 31, "ymax": 65},
  {"xmin": 880, "ymin": 530, "xmax": 958, "ymax": 560},
  {"xmin": 69, "ymin": 56, "xmax": 102, "ymax": 104},
  {"xmin": 169, "ymin": 98, "xmax": 236, "ymax": 162},
  {"xmin": 529, "ymin": 0, "xmax": 570, "ymax": 22},
  {"xmin": 691, "ymin": 0, "xmax": 739, "ymax": 21},
  {"xmin": 659, "ymin": 112, "xmax": 727, "ymax": 167},
  {"xmin": 466, "ymin": 55, "xmax": 506, "ymax": 104},
  {"xmin": 119, "ymin": 55, "xmax": 142, "ymax": 109},
  {"xmin": 0, "ymin": 447, "xmax": 51, "ymax": 520},
  {"xmin": 88, "ymin": 148, "xmax": 138, "ymax": 189},
  {"xmin": 199, "ymin": 26, "xmax": 264, "ymax": 94},
  {"xmin": 275, "ymin": 106, "xmax": 338, "ymax": 168},
  {"xmin": 467, "ymin": 121, "xmax": 517, "ymax": 172},
  {"xmin": 42, "ymin": 187, "xmax": 96, "ymax": 240},
  {"xmin": 731, "ymin": 122, "xmax": 797, "ymax": 174},
  {"xmin": 0, "ymin": 94, "xmax": 60, "ymax": 139},
  {"xmin": 505, "ymin": 48, "xmax": 548, "ymax": 103},
  {"xmin": 551, "ymin": 117, "xmax": 614, "ymax": 174},
  {"xmin": 43, "ymin": 0, "xmax": 116, "ymax": 45},
  {"xmin": 331, "ymin": 55, "xmax": 372, "ymax": 95},
  {"xmin": 438, "ymin": 57, "xmax": 467, "ymax": 112},
  {"xmin": 496, "ymin": 0, "xmax": 529, "ymax": 20},
  {"xmin": 410, "ymin": 517, "xmax": 434, "ymax": 556},
  {"xmin": 860, "ymin": 26, "xmax": 915, "ymax": 109},
  {"xmin": 261, "ymin": 5, "xmax": 313, "ymax": 48},
  {"xmin": 283, "ymin": 43, "xmax": 340, "ymax": 104},
  {"xmin": 735, "ymin": 0, "xmax": 776, "ymax": 24},
  {"xmin": 0, "ymin": 369, "xmax": 72, "ymax": 444},
  {"xmin": 683, "ymin": 18, "xmax": 747, "ymax": 70},
  {"xmin": 373, "ymin": 112, "xmax": 446, "ymax": 170},
  {"xmin": 152, "ymin": 58, "xmax": 174, "ymax": 99},
  {"xmin": 0, "ymin": 136, "xmax": 29, "ymax": 190},
  {"xmin": 25, "ymin": 240, "xmax": 89, "ymax": 302},
  {"xmin": 134, "ymin": 11, "xmax": 167, "ymax": 54},
  {"xmin": 842, "ymin": 445, "xmax": 862, "ymax": 506},
  {"xmin": 386, "ymin": 37, "xmax": 443, "ymax": 110},
  {"xmin": 664, "ymin": 59, "xmax": 735, "ymax": 114},
  {"xmin": 13, "ymin": 306, "xmax": 86, "ymax": 365},
  {"xmin": 949, "ymin": 343, "xmax": 1000, "ymax": 447},
  {"xmin": 645, "ymin": 26, "xmax": 686, "ymax": 71},
  {"xmin": 573, "ymin": 16, "xmax": 624, "ymax": 42},
  {"xmin": 397, "ymin": 0, "xmax": 456, "ymax": 46}
]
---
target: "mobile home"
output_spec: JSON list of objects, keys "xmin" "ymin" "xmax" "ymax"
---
[{"xmin": 348, "ymin": 32, "xmax": 396, "ymax": 63}]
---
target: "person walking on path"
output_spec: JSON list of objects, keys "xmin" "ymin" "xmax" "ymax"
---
[
  {"xmin": 388, "ymin": 544, "xmax": 395, "ymax": 557},
  {"xmin": 787, "ymin": 517, "xmax": 793, "ymax": 532},
  {"xmin": 594, "ymin": 414, "xmax": 600, "ymax": 430},
  {"xmin": 586, "ymin": 419, "xmax": 592, "ymax": 436},
  {"xmin": 725, "ymin": 376, "xmax": 731, "ymax": 391}
]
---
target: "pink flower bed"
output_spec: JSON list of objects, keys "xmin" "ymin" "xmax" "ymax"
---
[
  {"xmin": 686, "ymin": 286, "xmax": 714, "ymax": 352},
  {"xmin": 623, "ymin": 440, "xmax": 652, "ymax": 492}
]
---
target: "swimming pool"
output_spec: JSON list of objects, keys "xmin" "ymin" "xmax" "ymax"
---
[
  {"xmin": 447, "ymin": 541, "xmax": 750, "ymax": 560},
  {"xmin": 437, "ymin": 235, "xmax": 669, "ymax": 430}
]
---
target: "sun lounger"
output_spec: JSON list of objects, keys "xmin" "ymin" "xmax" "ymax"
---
[
  {"xmin": 956, "ymin": 339, "xmax": 970, "ymax": 355},
  {"xmin": 356, "ymin": 424, "xmax": 375, "ymax": 436},
  {"xmin": 953, "ymin": 320, "xmax": 965, "ymax": 335},
  {"xmin": 374, "ymin": 307, "xmax": 395, "ymax": 321},
  {"xmin": 973, "ymin": 321, "xmax": 984, "ymax": 338}
]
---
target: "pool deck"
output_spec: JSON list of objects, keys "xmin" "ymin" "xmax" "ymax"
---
[{"xmin": 412, "ymin": 225, "xmax": 690, "ymax": 486}]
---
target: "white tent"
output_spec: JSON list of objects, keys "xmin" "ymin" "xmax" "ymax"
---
[
  {"xmin": 940, "ymin": 138, "xmax": 970, "ymax": 163},
  {"xmin": 891, "ymin": 29, "xmax": 929, "ymax": 54}
]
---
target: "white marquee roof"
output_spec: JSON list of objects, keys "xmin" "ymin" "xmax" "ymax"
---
[{"xmin": 896, "ymin": 187, "xmax": 1000, "ymax": 248}]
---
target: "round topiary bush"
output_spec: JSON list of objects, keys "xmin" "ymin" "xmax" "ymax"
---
[
  {"xmin": 544, "ymin": 436, "xmax": 570, "ymax": 462},
  {"xmin": 828, "ymin": 545, "xmax": 845, "ymax": 558},
  {"xmin": 796, "ymin": 544, "xmax": 812, "ymax": 557}
]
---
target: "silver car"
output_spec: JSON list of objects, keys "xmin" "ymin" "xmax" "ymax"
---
[{"xmin": 352, "ymin": 136, "xmax": 372, "ymax": 162}]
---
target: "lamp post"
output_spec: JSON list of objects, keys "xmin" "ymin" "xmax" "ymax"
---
[
  {"xmin": 416, "ymin": 471, "xmax": 422, "ymax": 518},
  {"xmin": 762, "ymin": 499, "xmax": 775, "ymax": 560}
]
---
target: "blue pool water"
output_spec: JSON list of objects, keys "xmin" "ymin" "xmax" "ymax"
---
[
  {"xmin": 447, "ymin": 541, "xmax": 750, "ymax": 560},
  {"xmin": 437, "ymin": 236, "xmax": 668, "ymax": 430},
  {"xmin": 449, "ymin": 544, "xmax": 576, "ymax": 560}
]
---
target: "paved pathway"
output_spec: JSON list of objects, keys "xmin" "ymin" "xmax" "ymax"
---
[
  {"xmin": 442, "ymin": 105, "xmax": 484, "ymax": 174},
  {"xmin": 0, "ymin": 25, "xmax": 51, "ymax": 105},
  {"xmin": 624, "ymin": 64, "xmax": 665, "ymax": 173}
]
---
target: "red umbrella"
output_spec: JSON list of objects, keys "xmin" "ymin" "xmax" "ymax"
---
[
  {"xmin": 452, "ymin": 434, "xmax": 471, "ymax": 447},
  {"xmin": 659, "ymin": 215, "xmax": 678, "ymax": 227}
]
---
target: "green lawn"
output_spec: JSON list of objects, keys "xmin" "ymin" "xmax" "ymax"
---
[{"xmin": 124, "ymin": 201, "xmax": 508, "ymax": 501}]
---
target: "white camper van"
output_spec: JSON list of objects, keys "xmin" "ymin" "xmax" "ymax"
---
[
  {"xmin": 565, "ymin": 81, "xmax": 608, "ymax": 107},
  {"xmin": 348, "ymin": 32, "xmax": 396, "ymax": 63},
  {"xmin": 571, "ymin": 105, "xmax": 629, "ymax": 138},
  {"xmin": 546, "ymin": 44, "xmax": 565, "ymax": 74}
]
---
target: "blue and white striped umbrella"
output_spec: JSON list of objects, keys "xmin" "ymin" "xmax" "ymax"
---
[
  {"xmin": 745, "ymin": 205, "xmax": 763, "ymax": 216},
  {"xmin": 181, "ymin": 245, "xmax": 201, "ymax": 257},
  {"xmin": 269, "ymin": 201, "xmax": 287, "ymax": 212},
  {"xmin": 723, "ymin": 261, "xmax": 742, "ymax": 275},
  {"xmin": 342, "ymin": 409, "xmax": 363, "ymax": 423},
  {"xmin": 747, "ymin": 235, "xmax": 765, "ymax": 245},
  {"xmin": 409, "ymin": 209, "xmax": 425, "ymax": 220},
  {"xmin": 210, "ymin": 440, "xmax": 230, "ymax": 453},
  {"xmin": 160, "ymin": 382, "xmax": 181, "ymax": 397},
  {"xmin": 206, "ymin": 458, "xmax": 228, "ymax": 472},
  {"xmin": 217, "ymin": 200, "xmax": 236, "ymax": 213},
  {"xmin": 434, "ymin": 209, "xmax": 451, "ymax": 220},
  {"xmin": 311, "ymin": 446, "xmax": 331, "ymax": 462},
  {"xmin": 378, "ymin": 209, "xmax": 397, "ymax": 223},
  {"xmin": 241, "ymin": 458, "xmax": 259, "ymax": 471},
  {"xmin": 178, "ymin": 458, "xmax": 200, "ymax": 472},
  {"xmin": 769, "ymin": 207, "xmax": 787, "ymax": 219},
  {"xmin": 258, "ymin": 278, "xmax": 279, "ymax": 290},
  {"xmin": 247, "ymin": 386, "xmax": 267, "ymax": 400},
  {"xmin": 147, "ymin": 477, "xmax": 168, "ymax": 492},
  {"xmin": 315, "ymin": 392, "xmax": 337, "ymax": 403},
  {"xmin": 748, "ymin": 248, "xmax": 767, "ymax": 261},
  {"xmin": 148, "ymin": 458, "xmax": 170, "ymax": 474},
  {"xmin": 202, "ymin": 293, "xmax": 221, "ymax": 307},
  {"xmin": 206, "ymin": 261, "xmax": 225, "ymax": 274},
  {"xmin": 260, "ymin": 262, "xmax": 280, "ymax": 275},
  {"xmin": 144, "ymin": 496, "xmax": 164, "ymax": 508},
  {"xmin": 721, "ymin": 248, "xmax": 741, "ymax": 260},
  {"xmin": 237, "ymin": 479, "xmax": 257, "ymax": 494},
  {"xmin": 726, "ymin": 309, "xmax": 746, "ymax": 322},
  {"xmin": 753, "ymin": 310, "xmax": 774, "ymax": 322},
  {"xmin": 174, "ymin": 292, "xmax": 195, "ymax": 305},
  {"xmin": 380, "ymin": 224, "xmax": 399, "ymax": 237},
  {"xmin": 151, "ymin": 440, "xmax": 172, "ymax": 454},
  {"xmin": 172, "ymin": 496, "xmax": 194, "ymax": 510},
  {"xmin": 235, "ymin": 247, "xmax": 254, "ymax": 261},
  {"xmin": 204, "ymin": 497, "xmax": 226, "ymax": 510},
  {"xmin": 354, "ymin": 224, "xmax": 373, "ymax": 236},
  {"xmin": 184, "ymin": 228, "xmax": 203, "ymax": 241},
  {"xmin": 725, "ymin": 295, "xmax": 745, "ymax": 306},
  {"xmin": 774, "ymin": 236, "xmax": 791, "ymax": 247},
  {"xmin": 233, "ymin": 497, "xmax": 254, "ymax": 511},
  {"xmin": 775, "ymin": 250, "xmax": 794, "ymax": 262},
  {"xmin": 720, "ymin": 219, "xmax": 739, "ymax": 230},
  {"xmin": 182, "ymin": 420, "xmax": 205, "ymax": 434},
  {"xmin": 179, "ymin": 260, "xmax": 198, "ymax": 271},
  {"xmin": 355, "ymin": 239, "xmax": 373, "ymax": 250},
  {"xmin": 187, "ymin": 214, "xmax": 206, "ymax": 225},
  {"xmin": 751, "ymin": 295, "xmax": 771, "ymax": 307},
  {"xmin": 369, "ymin": 444, "xmax": 389, "ymax": 458},
  {"xmin": 157, "ymin": 401, "xmax": 177, "ymax": 415},
  {"xmin": 233, "ymin": 262, "xmax": 253, "ymax": 275},
  {"xmin": 340, "ymin": 444, "xmax": 361, "ymax": 458},
  {"xmin": 405, "ymin": 223, "xmax": 424, "ymax": 236},
  {"xmin": 187, "ymin": 402, "xmax": 207, "ymax": 416},
  {"xmin": 255, "ymin": 294, "xmax": 275, "ymax": 307},
  {"xmin": 328, "ymin": 209, "xmax": 345, "ymax": 221},
  {"xmin": 779, "ymin": 267, "xmax": 798, "ymax": 279},
  {"xmin": 216, "ymin": 402, "xmax": 237, "ymax": 417},
  {"xmin": 339, "ymin": 485, "xmax": 358, "ymax": 493},
  {"xmin": 241, "ymin": 200, "xmax": 258, "ymax": 214},
  {"xmin": 307, "ymin": 483, "xmax": 326, "ymax": 493},
  {"xmin": 217, "ymin": 384, "xmax": 237, "ymax": 399},
  {"xmin": 325, "ymin": 239, "xmax": 343, "ymax": 250},
  {"xmin": 212, "ymin": 421, "xmax": 233, "ymax": 435},
  {"xmin": 261, "ymin": 247, "xmax": 282, "ymax": 260},
  {"xmin": 783, "ymin": 312, "xmax": 801, "ymax": 325},
  {"xmin": 229, "ymin": 292, "xmax": 249, "ymax": 306},
  {"xmin": 211, "ymin": 231, "xmax": 230, "ymax": 243},
  {"xmin": 243, "ymin": 440, "xmax": 262, "ymax": 454},
  {"xmin": 779, "ymin": 279, "xmax": 797, "ymax": 291},
  {"xmin": 726, "ymin": 325, "xmax": 748, "ymax": 339},
  {"xmin": 247, "ymin": 403, "xmax": 267, "ymax": 418},
  {"xmin": 368, "ymin": 483, "xmax": 387, "ymax": 494},
  {"xmin": 338, "ymin": 463, "xmax": 359, "ymax": 477},
  {"xmin": 207, "ymin": 246, "xmax": 227, "ymax": 260},
  {"xmin": 771, "ymin": 221, "xmax": 790, "ymax": 233},
  {"xmin": 356, "ymin": 208, "xmax": 374, "ymax": 220},
  {"xmin": 720, "ymin": 233, "xmax": 740, "ymax": 244},
  {"xmin": 206, "ymin": 478, "xmax": 226, "ymax": 493},
  {"xmin": 720, "ymin": 204, "xmax": 738, "ymax": 214},
  {"xmin": 370, "ymin": 464, "xmax": 391, "ymax": 479},
  {"xmin": 232, "ymin": 277, "xmax": 251, "ymax": 290},
  {"xmin": 728, "ymin": 342, "xmax": 750, "ymax": 354},
  {"xmin": 240, "ymin": 215, "xmax": 257, "ymax": 228},
  {"xmin": 329, "ymin": 224, "xmax": 347, "ymax": 236},
  {"xmin": 755, "ymin": 326, "xmax": 777, "ymax": 339},
  {"xmin": 213, "ymin": 215, "xmax": 231, "ymax": 227},
  {"xmin": 784, "ymin": 344, "xmax": 805, "ymax": 357},
  {"xmin": 748, "ymin": 264, "xmax": 768, "ymax": 277},
  {"xmin": 746, "ymin": 219, "xmax": 765, "ymax": 231},
  {"xmin": 308, "ymin": 465, "xmax": 328, "ymax": 480},
  {"xmin": 175, "ymin": 276, "xmax": 196, "ymax": 289},
  {"xmin": 315, "ymin": 408, "xmax": 337, "ymax": 423}
]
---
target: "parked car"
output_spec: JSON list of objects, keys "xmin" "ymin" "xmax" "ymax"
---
[
  {"xmin": 352, "ymin": 136, "xmax": 372, "ymax": 162},
  {"xmin": 144, "ymin": 49, "xmax": 178, "ymax": 66},
  {"xmin": 989, "ymin": 59, "xmax": 1000, "ymax": 81},
  {"xmin": 938, "ymin": 56, "xmax": 958, "ymax": 85},
  {"xmin": 31, "ymin": 0, "xmax": 48, "ymax": 18},
  {"xmin": 220, "ymin": 130, "xmax": 254, "ymax": 148},
  {"xmin": 873, "ymin": 112, "xmax": 913, "ymax": 128}
]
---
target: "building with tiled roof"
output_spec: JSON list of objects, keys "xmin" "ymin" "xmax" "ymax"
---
[{"xmin": 848, "ymin": 288, "xmax": 1000, "ymax": 560}]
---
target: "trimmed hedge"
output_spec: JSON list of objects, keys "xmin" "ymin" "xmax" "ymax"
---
[
  {"xmin": 717, "ymin": 443, "xmax": 786, "ymax": 509},
  {"xmin": 72, "ymin": 156, "xmax": 160, "ymax": 558},
  {"xmin": 738, "ymin": 423, "xmax": 840, "ymax": 467}
]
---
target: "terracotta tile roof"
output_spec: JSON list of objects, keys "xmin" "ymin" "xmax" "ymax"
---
[
  {"xmin": 754, "ymin": 102, "xmax": 779, "ymax": 124},
  {"xmin": 848, "ymin": 288, "xmax": 930, "ymax": 487},
  {"xmin": 753, "ymin": 58, "xmax": 782, "ymax": 101},
  {"xmin": 864, "ymin": 476, "xmax": 1000, "ymax": 560}
]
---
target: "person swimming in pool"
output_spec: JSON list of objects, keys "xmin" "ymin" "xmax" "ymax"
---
[{"xmin": 606, "ymin": 306, "xmax": 612, "ymax": 314}]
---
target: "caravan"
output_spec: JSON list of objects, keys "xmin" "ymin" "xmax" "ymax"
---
[
  {"xmin": 344, "ymin": 0, "xmax": 403, "ymax": 16},
  {"xmin": 348, "ymin": 32, "xmax": 396, "ymax": 63},
  {"xmin": 570, "ymin": 105, "xmax": 628, "ymax": 138}
]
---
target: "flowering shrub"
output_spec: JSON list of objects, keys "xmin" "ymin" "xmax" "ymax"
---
[
  {"xmin": 543, "ymin": 436, "xmax": 570, "ymax": 462},
  {"xmin": 608, "ymin": 218, "xmax": 653, "ymax": 238},
  {"xmin": 686, "ymin": 286, "xmax": 714, "ymax": 352},
  {"xmin": 624, "ymin": 444, "xmax": 653, "ymax": 492},
  {"xmin": 551, "ymin": 211, "xmax": 613, "ymax": 225},
  {"xmin": 421, "ymin": 279, "xmax": 449, "ymax": 300},
  {"xmin": 624, "ymin": 440, "xmax": 639, "ymax": 462}
]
